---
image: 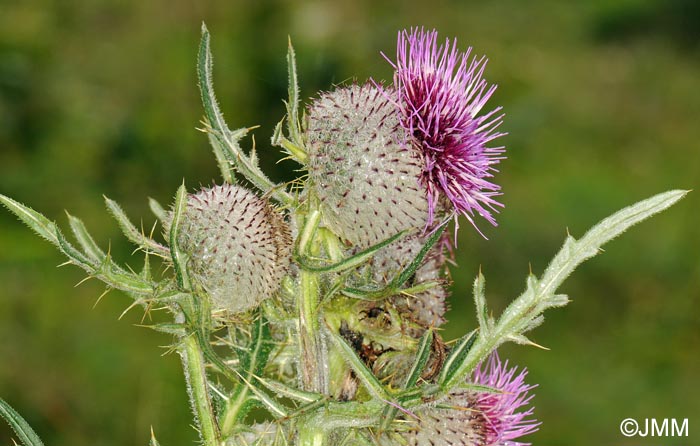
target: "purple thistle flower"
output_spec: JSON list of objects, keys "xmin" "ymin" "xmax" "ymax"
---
[
  {"xmin": 387, "ymin": 28, "xmax": 506, "ymax": 233},
  {"xmin": 469, "ymin": 353, "xmax": 540, "ymax": 445},
  {"xmin": 404, "ymin": 353, "xmax": 538, "ymax": 446}
]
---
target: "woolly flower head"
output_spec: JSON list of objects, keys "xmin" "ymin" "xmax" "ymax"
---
[
  {"xmin": 389, "ymin": 28, "xmax": 506, "ymax": 232},
  {"xmin": 405, "ymin": 353, "xmax": 538, "ymax": 446},
  {"xmin": 307, "ymin": 83, "xmax": 429, "ymax": 248},
  {"xmin": 172, "ymin": 184, "xmax": 291, "ymax": 314}
]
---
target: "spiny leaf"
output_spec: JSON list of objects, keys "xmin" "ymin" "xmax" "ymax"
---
[
  {"xmin": 327, "ymin": 327, "xmax": 390, "ymax": 402},
  {"xmin": 148, "ymin": 197, "xmax": 167, "ymax": 222},
  {"xmin": 198, "ymin": 24, "xmax": 292, "ymax": 204},
  {"xmin": 473, "ymin": 271, "xmax": 491, "ymax": 335},
  {"xmin": 438, "ymin": 330, "xmax": 478, "ymax": 388},
  {"xmin": 222, "ymin": 314, "xmax": 281, "ymax": 433},
  {"xmin": 104, "ymin": 196, "xmax": 169, "ymax": 257},
  {"xmin": 390, "ymin": 219, "xmax": 448, "ymax": 289},
  {"xmin": 297, "ymin": 209, "xmax": 321, "ymax": 256},
  {"xmin": 269, "ymin": 37, "xmax": 308, "ymax": 164},
  {"xmin": 441, "ymin": 189, "xmax": 689, "ymax": 392},
  {"xmin": 380, "ymin": 329, "xmax": 434, "ymax": 431},
  {"xmin": 169, "ymin": 183, "xmax": 191, "ymax": 290},
  {"xmin": 286, "ymin": 37, "xmax": 301, "ymax": 145},
  {"xmin": 539, "ymin": 189, "xmax": 688, "ymax": 298},
  {"xmin": 55, "ymin": 226, "xmax": 93, "ymax": 268},
  {"xmin": 254, "ymin": 377, "xmax": 322, "ymax": 404},
  {"xmin": 66, "ymin": 212, "xmax": 105, "ymax": 264},
  {"xmin": 0, "ymin": 194, "xmax": 59, "ymax": 246},
  {"xmin": 0, "ymin": 398, "xmax": 44, "ymax": 446},
  {"xmin": 403, "ymin": 329, "xmax": 434, "ymax": 389},
  {"xmin": 297, "ymin": 229, "xmax": 409, "ymax": 273}
]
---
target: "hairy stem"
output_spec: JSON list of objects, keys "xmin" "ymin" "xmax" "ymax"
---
[
  {"xmin": 180, "ymin": 333, "xmax": 220, "ymax": 446},
  {"xmin": 298, "ymin": 421, "xmax": 325, "ymax": 446},
  {"xmin": 299, "ymin": 267, "xmax": 327, "ymax": 393},
  {"xmin": 296, "ymin": 206, "xmax": 329, "ymax": 445}
]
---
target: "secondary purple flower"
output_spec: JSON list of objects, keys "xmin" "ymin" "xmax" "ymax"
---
[
  {"xmin": 469, "ymin": 353, "xmax": 540, "ymax": 445},
  {"xmin": 405, "ymin": 353, "xmax": 538, "ymax": 446},
  {"xmin": 388, "ymin": 28, "xmax": 505, "ymax": 232}
]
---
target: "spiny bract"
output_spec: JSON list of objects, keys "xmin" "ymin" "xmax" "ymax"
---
[
  {"xmin": 307, "ymin": 83, "xmax": 429, "ymax": 248},
  {"xmin": 404, "ymin": 354, "xmax": 538, "ymax": 446},
  {"xmin": 370, "ymin": 235, "xmax": 450, "ymax": 331},
  {"xmin": 174, "ymin": 184, "xmax": 291, "ymax": 313}
]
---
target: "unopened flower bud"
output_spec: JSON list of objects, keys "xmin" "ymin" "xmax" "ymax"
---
[
  {"xmin": 174, "ymin": 184, "xmax": 291, "ymax": 313},
  {"xmin": 307, "ymin": 83, "xmax": 429, "ymax": 248}
]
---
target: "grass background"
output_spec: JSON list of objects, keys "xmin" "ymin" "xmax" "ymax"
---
[{"xmin": 1, "ymin": 1, "xmax": 698, "ymax": 445}]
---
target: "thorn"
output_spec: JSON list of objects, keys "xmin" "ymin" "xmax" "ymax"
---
[
  {"xmin": 119, "ymin": 300, "xmax": 143, "ymax": 320},
  {"xmin": 141, "ymin": 301, "xmax": 154, "ymax": 324},
  {"xmin": 93, "ymin": 288, "xmax": 112, "ymax": 309},
  {"xmin": 149, "ymin": 220, "xmax": 159, "ymax": 239},
  {"xmin": 74, "ymin": 275, "xmax": 93, "ymax": 288},
  {"xmin": 529, "ymin": 341, "xmax": 550, "ymax": 350}
]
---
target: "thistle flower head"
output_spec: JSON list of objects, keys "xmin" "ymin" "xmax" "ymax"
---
[
  {"xmin": 469, "ymin": 354, "xmax": 540, "ymax": 445},
  {"xmin": 389, "ymin": 28, "xmax": 506, "ymax": 232},
  {"xmin": 173, "ymin": 184, "xmax": 291, "ymax": 314},
  {"xmin": 307, "ymin": 83, "xmax": 429, "ymax": 248},
  {"xmin": 406, "ymin": 353, "xmax": 538, "ymax": 446}
]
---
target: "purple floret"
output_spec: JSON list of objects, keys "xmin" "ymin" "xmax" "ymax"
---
[
  {"xmin": 388, "ymin": 28, "xmax": 506, "ymax": 234},
  {"xmin": 471, "ymin": 353, "xmax": 541, "ymax": 445}
]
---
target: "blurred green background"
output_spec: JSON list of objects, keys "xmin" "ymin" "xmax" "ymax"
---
[{"xmin": 1, "ymin": 1, "xmax": 698, "ymax": 445}]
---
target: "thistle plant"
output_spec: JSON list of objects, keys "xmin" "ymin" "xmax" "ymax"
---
[{"xmin": 0, "ymin": 25, "xmax": 688, "ymax": 446}]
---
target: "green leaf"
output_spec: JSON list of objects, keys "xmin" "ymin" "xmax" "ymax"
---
[
  {"xmin": 197, "ymin": 24, "xmax": 292, "ymax": 204},
  {"xmin": 403, "ymin": 329, "xmax": 434, "ymax": 389},
  {"xmin": 538, "ymin": 189, "xmax": 688, "ymax": 300},
  {"xmin": 440, "ymin": 189, "xmax": 689, "ymax": 392},
  {"xmin": 143, "ymin": 322, "xmax": 188, "ymax": 336},
  {"xmin": 104, "ymin": 196, "xmax": 169, "ymax": 257},
  {"xmin": 340, "ymin": 221, "xmax": 448, "ymax": 300},
  {"xmin": 297, "ymin": 229, "xmax": 410, "ymax": 273},
  {"xmin": 96, "ymin": 257, "xmax": 156, "ymax": 296},
  {"xmin": 285, "ymin": 37, "xmax": 301, "ymax": 145},
  {"xmin": 438, "ymin": 330, "xmax": 478, "ymax": 387},
  {"xmin": 390, "ymin": 219, "xmax": 448, "ymax": 289},
  {"xmin": 327, "ymin": 328, "xmax": 390, "ymax": 402},
  {"xmin": 0, "ymin": 398, "xmax": 44, "ymax": 446},
  {"xmin": 222, "ymin": 314, "xmax": 280, "ymax": 433},
  {"xmin": 472, "ymin": 271, "xmax": 492, "ymax": 335},
  {"xmin": 66, "ymin": 212, "xmax": 106, "ymax": 264},
  {"xmin": 168, "ymin": 183, "xmax": 191, "ymax": 290},
  {"xmin": 55, "ymin": 226, "xmax": 93, "ymax": 268},
  {"xmin": 379, "ymin": 329, "xmax": 434, "ymax": 431},
  {"xmin": 297, "ymin": 209, "xmax": 321, "ymax": 256},
  {"xmin": 0, "ymin": 194, "xmax": 59, "ymax": 247},
  {"xmin": 148, "ymin": 197, "xmax": 168, "ymax": 223},
  {"xmin": 269, "ymin": 37, "xmax": 308, "ymax": 165},
  {"xmin": 253, "ymin": 378, "xmax": 322, "ymax": 404}
]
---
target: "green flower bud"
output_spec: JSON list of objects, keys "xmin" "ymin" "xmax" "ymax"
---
[
  {"xmin": 174, "ymin": 184, "xmax": 291, "ymax": 313},
  {"xmin": 307, "ymin": 83, "xmax": 429, "ymax": 248}
]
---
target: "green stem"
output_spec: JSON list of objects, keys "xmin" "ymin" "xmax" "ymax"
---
[
  {"xmin": 180, "ymin": 333, "xmax": 220, "ymax": 446},
  {"xmin": 298, "ymin": 422, "xmax": 325, "ymax": 446},
  {"xmin": 299, "ymin": 267, "xmax": 326, "ymax": 393},
  {"xmin": 296, "ymin": 205, "xmax": 329, "ymax": 445}
]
